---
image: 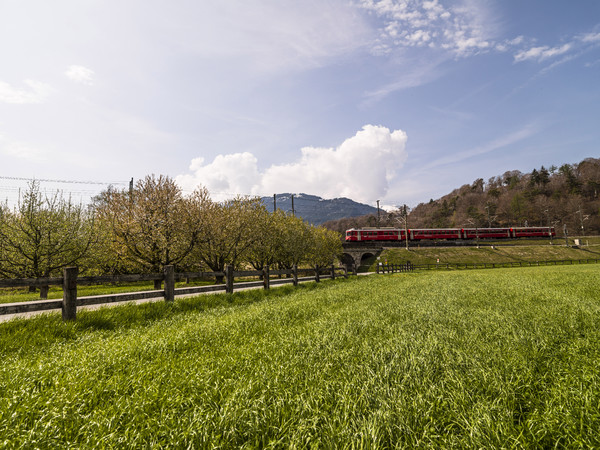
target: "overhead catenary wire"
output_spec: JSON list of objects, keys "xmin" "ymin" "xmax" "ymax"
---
[
  {"xmin": 0, "ymin": 175, "xmax": 395, "ymax": 211},
  {"xmin": 0, "ymin": 175, "xmax": 129, "ymax": 185}
]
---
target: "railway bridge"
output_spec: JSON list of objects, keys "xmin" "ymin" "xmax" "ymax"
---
[{"xmin": 341, "ymin": 243, "xmax": 384, "ymax": 268}]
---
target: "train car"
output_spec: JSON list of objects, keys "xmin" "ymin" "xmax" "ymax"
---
[
  {"xmin": 511, "ymin": 227, "xmax": 555, "ymax": 238},
  {"xmin": 345, "ymin": 228, "xmax": 406, "ymax": 241},
  {"xmin": 408, "ymin": 228, "xmax": 462, "ymax": 240},
  {"xmin": 462, "ymin": 228, "xmax": 512, "ymax": 239}
]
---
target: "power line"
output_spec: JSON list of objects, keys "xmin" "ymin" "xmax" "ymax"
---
[
  {"xmin": 0, "ymin": 175, "xmax": 128, "ymax": 185},
  {"xmin": 0, "ymin": 177, "xmax": 389, "ymax": 211}
]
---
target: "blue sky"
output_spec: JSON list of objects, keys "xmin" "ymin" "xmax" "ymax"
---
[{"xmin": 1, "ymin": 0, "xmax": 599, "ymax": 209}]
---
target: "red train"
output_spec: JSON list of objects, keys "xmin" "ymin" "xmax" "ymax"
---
[{"xmin": 345, "ymin": 227, "xmax": 555, "ymax": 242}]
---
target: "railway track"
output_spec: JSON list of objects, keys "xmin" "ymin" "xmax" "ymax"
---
[{"xmin": 343, "ymin": 238, "xmax": 552, "ymax": 249}]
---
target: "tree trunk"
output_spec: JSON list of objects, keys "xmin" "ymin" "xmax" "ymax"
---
[
  {"xmin": 40, "ymin": 285, "xmax": 49, "ymax": 299},
  {"xmin": 154, "ymin": 279, "xmax": 162, "ymax": 290}
]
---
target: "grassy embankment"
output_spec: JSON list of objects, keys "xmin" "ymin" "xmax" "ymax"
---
[
  {"xmin": 367, "ymin": 236, "xmax": 600, "ymax": 270},
  {"xmin": 1, "ymin": 265, "xmax": 599, "ymax": 447}
]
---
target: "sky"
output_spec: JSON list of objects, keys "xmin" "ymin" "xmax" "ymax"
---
[{"xmin": 1, "ymin": 0, "xmax": 599, "ymax": 210}]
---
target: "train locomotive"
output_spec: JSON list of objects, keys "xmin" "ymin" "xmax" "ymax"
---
[{"xmin": 345, "ymin": 226, "xmax": 556, "ymax": 242}]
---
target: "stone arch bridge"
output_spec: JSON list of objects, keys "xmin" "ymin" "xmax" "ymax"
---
[{"xmin": 341, "ymin": 243, "xmax": 383, "ymax": 269}]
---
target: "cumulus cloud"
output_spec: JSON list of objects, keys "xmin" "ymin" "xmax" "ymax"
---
[
  {"xmin": 65, "ymin": 65, "xmax": 95, "ymax": 85},
  {"xmin": 176, "ymin": 152, "xmax": 261, "ymax": 195},
  {"xmin": 176, "ymin": 125, "xmax": 408, "ymax": 204},
  {"xmin": 0, "ymin": 79, "xmax": 53, "ymax": 104}
]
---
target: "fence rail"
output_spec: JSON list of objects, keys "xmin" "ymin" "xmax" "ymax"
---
[{"xmin": 0, "ymin": 264, "xmax": 352, "ymax": 320}]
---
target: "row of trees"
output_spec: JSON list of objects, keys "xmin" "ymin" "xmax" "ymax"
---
[{"xmin": 0, "ymin": 176, "xmax": 342, "ymax": 295}]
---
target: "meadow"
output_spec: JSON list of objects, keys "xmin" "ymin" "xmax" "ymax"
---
[
  {"xmin": 372, "ymin": 239, "xmax": 600, "ymax": 269},
  {"xmin": 1, "ymin": 265, "xmax": 599, "ymax": 447}
]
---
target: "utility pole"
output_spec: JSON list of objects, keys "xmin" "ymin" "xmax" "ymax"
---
[
  {"xmin": 577, "ymin": 206, "xmax": 587, "ymax": 236},
  {"xmin": 128, "ymin": 178, "xmax": 134, "ymax": 210},
  {"xmin": 485, "ymin": 204, "xmax": 491, "ymax": 228},
  {"xmin": 273, "ymin": 194, "xmax": 276, "ymax": 212},
  {"xmin": 545, "ymin": 209, "xmax": 552, "ymax": 244},
  {"xmin": 563, "ymin": 224, "xmax": 569, "ymax": 247},
  {"xmin": 467, "ymin": 218, "xmax": 479, "ymax": 248},
  {"xmin": 404, "ymin": 204, "xmax": 409, "ymax": 250},
  {"xmin": 376, "ymin": 200, "xmax": 380, "ymax": 227},
  {"xmin": 291, "ymin": 194, "xmax": 295, "ymax": 216}
]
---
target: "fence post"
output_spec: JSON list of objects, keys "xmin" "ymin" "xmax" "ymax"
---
[
  {"xmin": 263, "ymin": 265, "xmax": 270, "ymax": 290},
  {"xmin": 292, "ymin": 264, "xmax": 298, "ymax": 286},
  {"xmin": 225, "ymin": 264, "xmax": 234, "ymax": 294},
  {"xmin": 164, "ymin": 265, "xmax": 175, "ymax": 302},
  {"xmin": 331, "ymin": 264, "xmax": 335, "ymax": 280},
  {"xmin": 315, "ymin": 266, "xmax": 320, "ymax": 283},
  {"xmin": 62, "ymin": 266, "xmax": 78, "ymax": 321}
]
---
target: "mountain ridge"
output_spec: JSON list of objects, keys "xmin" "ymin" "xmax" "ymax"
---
[{"xmin": 261, "ymin": 193, "xmax": 378, "ymax": 225}]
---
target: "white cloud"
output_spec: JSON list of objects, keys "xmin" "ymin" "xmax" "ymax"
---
[
  {"xmin": 580, "ymin": 32, "xmax": 600, "ymax": 43},
  {"xmin": 0, "ymin": 79, "xmax": 53, "ymax": 104},
  {"xmin": 514, "ymin": 44, "xmax": 571, "ymax": 63},
  {"xmin": 176, "ymin": 125, "xmax": 408, "ymax": 204},
  {"xmin": 363, "ymin": 55, "xmax": 448, "ymax": 101},
  {"xmin": 177, "ymin": 152, "xmax": 260, "ymax": 196},
  {"xmin": 157, "ymin": 0, "xmax": 371, "ymax": 75},
  {"xmin": 65, "ymin": 65, "xmax": 95, "ymax": 85},
  {"xmin": 358, "ymin": 0, "xmax": 494, "ymax": 57}
]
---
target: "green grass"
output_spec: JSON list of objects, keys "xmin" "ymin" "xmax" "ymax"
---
[
  {"xmin": 374, "ymin": 241, "xmax": 600, "ymax": 269},
  {"xmin": 1, "ymin": 266, "xmax": 599, "ymax": 447},
  {"xmin": 0, "ymin": 280, "xmax": 215, "ymax": 305}
]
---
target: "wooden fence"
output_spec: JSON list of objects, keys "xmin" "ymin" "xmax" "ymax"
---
[
  {"xmin": 376, "ymin": 258, "xmax": 600, "ymax": 273},
  {"xmin": 0, "ymin": 264, "xmax": 353, "ymax": 321}
]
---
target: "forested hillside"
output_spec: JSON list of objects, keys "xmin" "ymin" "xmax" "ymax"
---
[{"xmin": 324, "ymin": 158, "xmax": 600, "ymax": 236}]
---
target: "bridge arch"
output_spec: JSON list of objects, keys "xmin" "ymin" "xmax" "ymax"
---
[
  {"xmin": 341, "ymin": 245, "xmax": 382, "ymax": 269},
  {"xmin": 341, "ymin": 253, "xmax": 355, "ymax": 266},
  {"xmin": 360, "ymin": 252, "xmax": 375, "ymax": 265}
]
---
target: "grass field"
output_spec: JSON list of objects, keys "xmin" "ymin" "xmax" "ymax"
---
[
  {"xmin": 1, "ymin": 266, "xmax": 599, "ymax": 447},
  {"xmin": 371, "ymin": 241, "xmax": 600, "ymax": 269}
]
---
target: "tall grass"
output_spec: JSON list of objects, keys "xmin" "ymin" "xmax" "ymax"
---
[{"xmin": 1, "ymin": 266, "xmax": 599, "ymax": 447}]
